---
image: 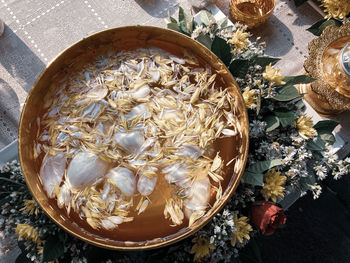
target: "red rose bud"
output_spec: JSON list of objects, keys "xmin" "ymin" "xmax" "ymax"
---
[{"xmin": 251, "ymin": 201, "xmax": 286, "ymax": 235}]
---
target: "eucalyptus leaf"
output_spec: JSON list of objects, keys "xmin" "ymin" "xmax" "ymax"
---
[
  {"xmin": 169, "ymin": 16, "xmax": 177, "ymax": 24},
  {"xmin": 243, "ymin": 171, "xmax": 264, "ymax": 186},
  {"xmin": 229, "ymin": 59, "xmax": 250, "ymax": 78},
  {"xmin": 306, "ymin": 135, "xmax": 326, "ymax": 151},
  {"xmin": 211, "ymin": 36, "xmax": 231, "ymax": 66},
  {"xmin": 251, "ymin": 56, "xmax": 280, "ymax": 67},
  {"xmin": 196, "ymin": 32, "xmax": 212, "ymax": 49},
  {"xmin": 43, "ymin": 235, "xmax": 65, "ymax": 262},
  {"xmin": 320, "ymin": 133, "xmax": 336, "ymax": 144},
  {"xmin": 247, "ymin": 159, "xmax": 283, "ymax": 174},
  {"xmin": 282, "ymin": 75, "xmax": 316, "ymax": 86},
  {"xmin": 218, "ymin": 17, "xmax": 228, "ymax": 28},
  {"xmin": 264, "ymin": 114, "xmax": 280, "ymax": 132},
  {"xmin": 167, "ymin": 23, "xmax": 181, "ymax": 32},
  {"xmin": 314, "ymin": 120, "xmax": 338, "ymax": 133},
  {"xmin": 274, "ymin": 111, "xmax": 298, "ymax": 127},
  {"xmin": 307, "ymin": 18, "xmax": 342, "ymax": 36},
  {"xmin": 273, "ymin": 85, "xmax": 300, "ymax": 101},
  {"xmin": 178, "ymin": 7, "xmax": 190, "ymax": 35},
  {"xmin": 199, "ymin": 10, "xmax": 215, "ymax": 26}
]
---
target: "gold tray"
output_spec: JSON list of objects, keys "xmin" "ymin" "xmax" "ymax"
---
[{"xmin": 18, "ymin": 26, "xmax": 249, "ymax": 250}]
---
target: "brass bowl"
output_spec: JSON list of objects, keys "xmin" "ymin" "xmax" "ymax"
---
[
  {"xmin": 18, "ymin": 26, "xmax": 249, "ymax": 250},
  {"xmin": 229, "ymin": 0, "xmax": 275, "ymax": 29}
]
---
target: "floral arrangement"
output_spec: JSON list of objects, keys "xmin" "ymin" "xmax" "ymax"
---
[{"xmin": 1, "ymin": 8, "xmax": 349, "ymax": 263}]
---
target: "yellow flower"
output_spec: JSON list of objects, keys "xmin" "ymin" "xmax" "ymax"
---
[
  {"xmin": 242, "ymin": 87, "xmax": 258, "ymax": 109},
  {"xmin": 262, "ymin": 64, "xmax": 286, "ymax": 86},
  {"xmin": 15, "ymin": 224, "xmax": 42, "ymax": 244},
  {"xmin": 20, "ymin": 199, "xmax": 39, "ymax": 215},
  {"xmin": 261, "ymin": 168, "xmax": 286, "ymax": 203},
  {"xmin": 321, "ymin": 0, "xmax": 350, "ymax": 19},
  {"xmin": 227, "ymin": 28, "xmax": 250, "ymax": 53},
  {"xmin": 231, "ymin": 214, "xmax": 252, "ymax": 246},
  {"xmin": 190, "ymin": 236, "xmax": 215, "ymax": 261},
  {"xmin": 296, "ymin": 114, "xmax": 317, "ymax": 140}
]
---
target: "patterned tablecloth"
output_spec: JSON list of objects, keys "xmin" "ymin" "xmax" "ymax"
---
[{"xmin": 0, "ymin": 0, "xmax": 349, "ymax": 261}]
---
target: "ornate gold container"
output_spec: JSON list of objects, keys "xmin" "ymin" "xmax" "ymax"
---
[
  {"xmin": 229, "ymin": 0, "xmax": 275, "ymax": 29},
  {"xmin": 304, "ymin": 22, "xmax": 350, "ymax": 116},
  {"xmin": 18, "ymin": 26, "xmax": 249, "ymax": 250}
]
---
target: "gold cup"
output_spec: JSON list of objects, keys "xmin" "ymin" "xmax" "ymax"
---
[
  {"xmin": 229, "ymin": 0, "xmax": 275, "ymax": 29},
  {"xmin": 304, "ymin": 22, "xmax": 350, "ymax": 116},
  {"xmin": 18, "ymin": 26, "xmax": 249, "ymax": 250}
]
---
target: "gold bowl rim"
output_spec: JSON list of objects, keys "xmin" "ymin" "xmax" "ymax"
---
[
  {"xmin": 230, "ymin": 0, "xmax": 275, "ymax": 19},
  {"xmin": 18, "ymin": 25, "xmax": 250, "ymax": 250}
]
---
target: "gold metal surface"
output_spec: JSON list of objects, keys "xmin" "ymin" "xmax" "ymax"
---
[
  {"xmin": 18, "ymin": 26, "xmax": 249, "ymax": 250},
  {"xmin": 304, "ymin": 22, "xmax": 350, "ymax": 116},
  {"xmin": 229, "ymin": 0, "xmax": 275, "ymax": 29}
]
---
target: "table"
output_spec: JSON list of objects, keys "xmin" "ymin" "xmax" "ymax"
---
[{"xmin": 0, "ymin": 0, "xmax": 349, "ymax": 261}]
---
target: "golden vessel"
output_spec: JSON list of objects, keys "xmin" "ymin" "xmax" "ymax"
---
[
  {"xmin": 18, "ymin": 26, "xmax": 249, "ymax": 250},
  {"xmin": 229, "ymin": 0, "xmax": 275, "ymax": 29},
  {"xmin": 304, "ymin": 22, "xmax": 350, "ymax": 116}
]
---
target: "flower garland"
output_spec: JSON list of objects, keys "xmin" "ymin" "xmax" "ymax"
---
[{"xmin": 1, "ymin": 8, "xmax": 350, "ymax": 263}]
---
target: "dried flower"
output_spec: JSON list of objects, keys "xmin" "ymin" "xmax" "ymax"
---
[
  {"xmin": 261, "ymin": 168, "xmax": 286, "ymax": 203},
  {"xmin": 242, "ymin": 87, "xmax": 258, "ymax": 109},
  {"xmin": 262, "ymin": 64, "xmax": 286, "ymax": 86},
  {"xmin": 15, "ymin": 224, "xmax": 42, "ymax": 244},
  {"xmin": 20, "ymin": 199, "xmax": 39, "ymax": 215},
  {"xmin": 295, "ymin": 114, "xmax": 317, "ymax": 140},
  {"xmin": 321, "ymin": 0, "xmax": 350, "ymax": 19},
  {"xmin": 231, "ymin": 214, "xmax": 252, "ymax": 246},
  {"xmin": 190, "ymin": 236, "xmax": 215, "ymax": 261},
  {"xmin": 227, "ymin": 28, "xmax": 249, "ymax": 53}
]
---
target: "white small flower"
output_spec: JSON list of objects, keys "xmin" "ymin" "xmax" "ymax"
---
[
  {"xmin": 214, "ymin": 225, "xmax": 221, "ymax": 234},
  {"xmin": 314, "ymin": 165, "xmax": 327, "ymax": 180},
  {"xmin": 326, "ymin": 153, "xmax": 337, "ymax": 163},
  {"xmin": 191, "ymin": 25, "xmax": 203, "ymax": 39}
]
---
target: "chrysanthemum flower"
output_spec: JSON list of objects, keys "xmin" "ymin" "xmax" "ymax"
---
[
  {"xmin": 227, "ymin": 28, "xmax": 250, "ymax": 53},
  {"xmin": 295, "ymin": 114, "xmax": 317, "ymax": 140},
  {"xmin": 321, "ymin": 0, "xmax": 350, "ymax": 19},
  {"xmin": 242, "ymin": 87, "xmax": 258, "ymax": 109},
  {"xmin": 231, "ymin": 214, "xmax": 252, "ymax": 246},
  {"xmin": 20, "ymin": 199, "xmax": 39, "ymax": 215},
  {"xmin": 263, "ymin": 64, "xmax": 286, "ymax": 86},
  {"xmin": 15, "ymin": 223, "xmax": 42, "ymax": 244},
  {"xmin": 190, "ymin": 236, "xmax": 215, "ymax": 261},
  {"xmin": 261, "ymin": 168, "xmax": 286, "ymax": 203}
]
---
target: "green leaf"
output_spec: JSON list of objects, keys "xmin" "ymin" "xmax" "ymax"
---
[
  {"xmin": 211, "ymin": 36, "xmax": 231, "ymax": 66},
  {"xmin": 320, "ymin": 133, "xmax": 336, "ymax": 145},
  {"xmin": 199, "ymin": 10, "xmax": 215, "ymax": 26},
  {"xmin": 169, "ymin": 16, "xmax": 177, "ymax": 24},
  {"xmin": 313, "ymin": 120, "xmax": 338, "ymax": 145},
  {"xmin": 282, "ymin": 75, "xmax": 316, "ymax": 86},
  {"xmin": 167, "ymin": 23, "xmax": 180, "ymax": 32},
  {"xmin": 243, "ymin": 171, "xmax": 264, "ymax": 186},
  {"xmin": 307, "ymin": 18, "xmax": 342, "ymax": 36},
  {"xmin": 178, "ymin": 7, "xmax": 191, "ymax": 35},
  {"xmin": 314, "ymin": 120, "xmax": 338, "ymax": 133},
  {"xmin": 247, "ymin": 159, "xmax": 283, "ymax": 174},
  {"xmin": 15, "ymin": 253, "xmax": 31, "ymax": 263},
  {"xmin": 274, "ymin": 111, "xmax": 298, "ymax": 127},
  {"xmin": 264, "ymin": 115, "xmax": 280, "ymax": 132},
  {"xmin": 306, "ymin": 135, "xmax": 326, "ymax": 151},
  {"xmin": 196, "ymin": 33, "xmax": 212, "ymax": 49},
  {"xmin": 294, "ymin": 0, "xmax": 308, "ymax": 7},
  {"xmin": 251, "ymin": 56, "xmax": 280, "ymax": 67},
  {"xmin": 218, "ymin": 17, "xmax": 228, "ymax": 28},
  {"xmin": 273, "ymin": 85, "xmax": 300, "ymax": 101},
  {"xmin": 43, "ymin": 235, "xmax": 64, "ymax": 262},
  {"xmin": 229, "ymin": 59, "xmax": 250, "ymax": 78}
]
